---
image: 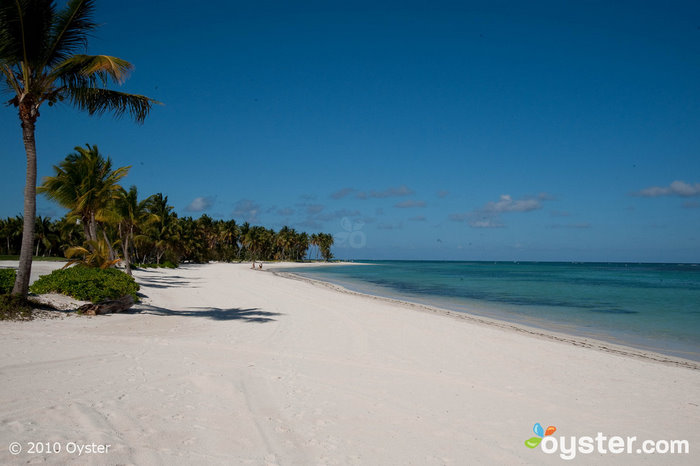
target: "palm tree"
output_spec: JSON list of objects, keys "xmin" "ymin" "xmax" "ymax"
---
[
  {"xmin": 0, "ymin": 215, "xmax": 23, "ymax": 255},
  {"xmin": 318, "ymin": 233, "xmax": 334, "ymax": 262},
  {"xmin": 309, "ymin": 233, "xmax": 320, "ymax": 261},
  {"xmin": 64, "ymin": 238, "xmax": 120, "ymax": 269},
  {"xmin": 145, "ymin": 193, "xmax": 178, "ymax": 264},
  {"xmin": 1, "ymin": 0, "xmax": 157, "ymax": 295},
  {"xmin": 33, "ymin": 215, "xmax": 57, "ymax": 256},
  {"xmin": 55, "ymin": 216, "xmax": 84, "ymax": 254},
  {"xmin": 112, "ymin": 185, "xmax": 154, "ymax": 275},
  {"xmin": 39, "ymin": 144, "xmax": 129, "ymax": 244}
]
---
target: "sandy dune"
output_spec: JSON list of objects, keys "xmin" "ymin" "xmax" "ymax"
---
[{"xmin": 1, "ymin": 262, "xmax": 698, "ymax": 465}]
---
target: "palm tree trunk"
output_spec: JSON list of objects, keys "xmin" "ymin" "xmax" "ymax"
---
[
  {"xmin": 12, "ymin": 116, "xmax": 38, "ymax": 296},
  {"xmin": 101, "ymin": 227, "xmax": 117, "ymax": 262},
  {"xmin": 122, "ymin": 228, "xmax": 132, "ymax": 275},
  {"xmin": 89, "ymin": 212, "xmax": 98, "ymax": 243}
]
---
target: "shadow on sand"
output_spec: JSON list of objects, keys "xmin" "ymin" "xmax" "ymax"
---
[
  {"xmin": 134, "ymin": 304, "xmax": 281, "ymax": 323},
  {"xmin": 137, "ymin": 275, "xmax": 199, "ymax": 289}
]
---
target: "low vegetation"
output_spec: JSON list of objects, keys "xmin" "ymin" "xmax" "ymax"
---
[
  {"xmin": 0, "ymin": 294, "xmax": 34, "ymax": 321},
  {"xmin": 0, "ymin": 269, "xmax": 16, "ymax": 294},
  {"xmin": 30, "ymin": 266, "xmax": 140, "ymax": 303}
]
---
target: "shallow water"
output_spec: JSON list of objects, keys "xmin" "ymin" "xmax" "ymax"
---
[{"xmin": 286, "ymin": 261, "xmax": 700, "ymax": 361}]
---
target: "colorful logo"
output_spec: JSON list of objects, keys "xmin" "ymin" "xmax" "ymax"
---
[{"xmin": 525, "ymin": 422, "xmax": 557, "ymax": 448}]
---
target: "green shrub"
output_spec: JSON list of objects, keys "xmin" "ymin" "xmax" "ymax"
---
[
  {"xmin": 0, "ymin": 294, "xmax": 33, "ymax": 320},
  {"xmin": 30, "ymin": 265, "xmax": 139, "ymax": 303},
  {"xmin": 0, "ymin": 268, "xmax": 16, "ymax": 294}
]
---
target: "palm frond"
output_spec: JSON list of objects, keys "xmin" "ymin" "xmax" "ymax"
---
[
  {"xmin": 66, "ymin": 86, "xmax": 158, "ymax": 123},
  {"xmin": 51, "ymin": 54, "xmax": 133, "ymax": 86},
  {"xmin": 0, "ymin": 0, "xmax": 54, "ymax": 70},
  {"xmin": 0, "ymin": 0, "xmax": 24, "ymax": 63},
  {"xmin": 1, "ymin": 63, "xmax": 21, "ymax": 94},
  {"xmin": 19, "ymin": 0, "xmax": 53, "ymax": 69},
  {"xmin": 45, "ymin": 0, "xmax": 96, "ymax": 67}
]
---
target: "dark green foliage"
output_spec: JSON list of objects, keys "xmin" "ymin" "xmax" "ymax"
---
[
  {"xmin": 0, "ymin": 268, "xmax": 16, "ymax": 294},
  {"xmin": 0, "ymin": 295, "xmax": 33, "ymax": 321},
  {"xmin": 30, "ymin": 265, "xmax": 139, "ymax": 303}
]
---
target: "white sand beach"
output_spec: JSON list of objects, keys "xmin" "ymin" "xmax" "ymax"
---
[{"xmin": 1, "ymin": 262, "xmax": 699, "ymax": 465}]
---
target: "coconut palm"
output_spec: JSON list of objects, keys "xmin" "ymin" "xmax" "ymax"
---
[
  {"xmin": 0, "ymin": 215, "xmax": 23, "ymax": 255},
  {"xmin": 39, "ymin": 144, "xmax": 129, "ymax": 244},
  {"xmin": 33, "ymin": 215, "xmax": 57, "ymax": 256},
  {"xmin": 64, "ymin": 238, "xmax": 120, "ymax": 269},
  {"xmin": 145, "ymin": 193, "xmax": 178, "ymax": 264},
  {"xmin": 309, "ymin": 233, "xmax": 320, "ymax": 261},
  {"xmin": 1, "ymin": 0, "xmax": 157, "ymax": 295},
  {"xmin": 317, "ymin": 233, "xmax": 334, "ymax": 261},
  {"xmin": 112, "ymin": 186, "xmax": 154, "ymax": 275}
]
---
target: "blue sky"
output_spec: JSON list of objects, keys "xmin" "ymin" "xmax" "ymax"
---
[{"xmin": 2, "ymin": 0, "xmax": 699, "ymax": 261}]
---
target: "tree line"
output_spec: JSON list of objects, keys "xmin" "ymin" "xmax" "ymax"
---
[{"xmin": 1, "ymin": 144, "xmax": 335, "ymax": 274}]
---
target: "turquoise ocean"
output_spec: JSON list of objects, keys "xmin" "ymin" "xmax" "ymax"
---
[{"xmin": 285, "ymin": 261, "xmax": 700, "ymax": 362}]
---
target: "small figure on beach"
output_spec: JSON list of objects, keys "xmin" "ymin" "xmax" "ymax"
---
[
  {"xmin": 259, "ymin": 262, "xmax": 263, "ymax": 270},
  {"xmin": 251, "ymin": 260, "xmax": 256, "ymax": 269}
]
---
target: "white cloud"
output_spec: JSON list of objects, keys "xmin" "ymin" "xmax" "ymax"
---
[
  {"xmin": 231, "ymin": 199, "xmax": 261, "ymax": 222},
  {"xmin": 449, "ymin": 192, "xmax": 552, "ymax": 228},
  {"xmin": 357, "ymin": 185, "xmax": 414, "ymax": 199},
  {"xmin": 330, "ymin": 187, "xmax": 356, "ymax": 199},
  {"xmin": 469, "ymin": 218, "xmax": 505, "ymax": 228},
  {"xmin": 306, "ymin": 204, "xmax": 325, "ymax": 215},
  {"xmin": 636, "ymin": 180, "xmax": 700, "ymax": 198},
  {"xmin": 185, "ymin": 196, "xmax": 215, "ymax": 212},
  {"xmin": 482, "ymin": 194, "xmax": 541, "ymax": 213},
  {"xmin": 276, "ymin": 207, "xmax": 295, "ymax": 216}
]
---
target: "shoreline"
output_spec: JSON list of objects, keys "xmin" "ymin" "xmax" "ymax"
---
[
  {"xmin": 270, "ymin": 266, "xmax": 700, "ymax": 371},
  {"xmin": 1, "ymin": 262, "xmax": 699, "ymax": 464},
  {"xmin": 3, "ymin": 259, "xmax": 697, "ymax": 369}
]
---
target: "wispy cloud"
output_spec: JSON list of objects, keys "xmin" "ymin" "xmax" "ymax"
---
[
  {"xmin": 357, "ymin": 185, "xmax": 414, "ymax": 199},
  {"xmin": 232, "ymin": 199, "xmax": 261, "ymax": 222},
  {"xmin": 330, "ymin": 187, "xmax": 356, "ymax": 200},
  {"xmin": 437, "ymin": 190, "xmax": 449, "ymax": 198},
  {"xmin": 276, "ymin": 207, "xmax": 295, "ymax": 216},
  {"xmin": 185, "ymin": 196, "xmax": 215, "ymax": 212},
  {"xmin": 306, "ymin": 204, "xmax": 325, "ymax": 215},
  {"xmin": 482, "ymin": 194, "xmax": 542, "ymax": 213},
  {"xmin": 450, "ymin": 193, "xmax": 552, "ymax": 228},
  {"xmin": 466, "ymin": 217, "xmax": 505, "ymax": 229},
  {"xmin": 408, "ymin": 215, "xmax": 427, "ymax": 222},
  {"xmin": 394, "ymin": 200, "xmax": 426, "ymax": 208},
  {"xmin": 635, "ymin": 180, "xmax": 700, "ymax": 198}
]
